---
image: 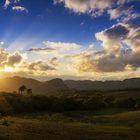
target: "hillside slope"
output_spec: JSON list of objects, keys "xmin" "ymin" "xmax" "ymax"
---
[
  {"xmin": 65, "ymin": 78, "xmax": 140, "ymax": 91},
  {"xmin": 0, "ymin": 77, "xmax": 140, "ymax": 93},
  {"xmin": 0, "ymin": 77, "xmax": 69, "ymax": 94}
]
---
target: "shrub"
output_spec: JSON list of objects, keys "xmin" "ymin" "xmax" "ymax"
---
[{"xmin": 114, "ymin": 98, "xmax": 136, "ymax": 109}]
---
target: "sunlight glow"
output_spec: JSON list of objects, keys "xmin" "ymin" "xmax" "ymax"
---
[{"xmin": 4, "ymin": 67, "xmax": 14, "ymax": 73}]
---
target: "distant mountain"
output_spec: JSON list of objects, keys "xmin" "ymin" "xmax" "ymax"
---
[
  {"xmin": 0, "ymin": 76, "xmax": 140, "ymax": 93},
  {"xmin": 0, "ymin": 77, "xmax": 69, "ymax": 94},
  {"xmin": 41, "ymin": 78, "xmax": 69, "ymax": 93},
  {"xmin": 65, "ymin": 78, "xmax": 140, "ymax": 91}
]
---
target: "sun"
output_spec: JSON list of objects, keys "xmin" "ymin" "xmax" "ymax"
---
[{"xmin": 4, "ymin": 67, "xmax": 14, "ymax": 73}]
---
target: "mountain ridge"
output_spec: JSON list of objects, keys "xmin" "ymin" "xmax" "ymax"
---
[
  {"xmin": 0, "ymin": 76, "xmax": 139, "ymax": 93},
  {"xmin": 65, "ymin": 78, "xmax": 140, "ymax": 91},
  {"xmin": 0, "ymin": 76, "xmax": 69, "ymax": 94}
]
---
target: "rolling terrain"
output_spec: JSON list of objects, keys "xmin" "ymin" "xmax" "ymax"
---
[
  {"xmin": 0, "ymin": 76, "xmax": 140, "ymax": 94},
  {"xmin": 0, "ymin": 110, "xmax": 140, "ymax": 140},
  {"xmin": 0, "ymin": 77, "xmax": 139, "ymax": 139},
  {"xmin": 0, "ymin": 77, "xmax": 69, "ymax": 94},
  {"xmin": 65, "ymin": 78, "xmax": 140, "ymax": 91}
]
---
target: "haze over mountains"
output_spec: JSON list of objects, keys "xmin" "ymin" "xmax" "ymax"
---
[
  {"xmin": 0, "ymin": 77, "xmax": 69, "ymax": 94},
  {"xmin": 65, "ymin": 79, "xmax": 140, "ymax": 91},
  {"xmin": 0, "ymin": 76, "xmax": 139, "ymax": 93}
]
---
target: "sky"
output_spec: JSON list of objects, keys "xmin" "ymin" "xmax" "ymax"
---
[{"xmin": 0, "ymin": 0, "xmax": 140, "ymax": 81}]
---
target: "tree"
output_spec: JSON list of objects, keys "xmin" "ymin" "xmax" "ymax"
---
[
  {"xmin": 115, "ymin": 98, "xmax": 136, "ymax": 109},
  {"xmin": 83, "ymin": 96, "xmax": 106, "ymax": 110},
  {"xmin": 18, "ymin": 85, "xmax": 26, "ymax": 94},
  {"xmin": 104, "ymin": 96, "xmax": 115, "ymax": 107},
  {"xmin": 27, "ymin": 88, "xmax": 32, "ymax": 94}
]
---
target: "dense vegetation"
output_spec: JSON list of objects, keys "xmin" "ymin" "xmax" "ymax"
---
[
  {"xmin": 0, "ymin": 90, "xmax": 140, "ymax": 140},
  {"xmin": 0, "ymin": 90, "xmax": 140, "ymax": 115}
]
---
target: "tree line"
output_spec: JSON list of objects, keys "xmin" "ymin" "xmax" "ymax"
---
[{"xmin": 1, "ymin": 93, "xmax": 140, "ymax": 115}]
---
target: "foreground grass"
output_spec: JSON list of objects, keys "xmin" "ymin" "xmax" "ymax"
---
[
  {"xmin": 0, "ymin": 91, "xmax": 140, "ymax": 140},
  {"xmin": 0, "ymin": 110, "xmax": 140, "ymax": 140}
]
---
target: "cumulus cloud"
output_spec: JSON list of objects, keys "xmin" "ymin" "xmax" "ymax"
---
[
  {"xmin": 28, "ymin": 41, "xmax": 81, "ymax": 52},
  {"xmin": 95, "ymin": 14, "xmax": 140, "ymax": 53},
  {"xmin": 126, "ymin": 28, "xmax": 140, "ymax": 53},
  {"xmin": 1, "ymin": 0, "xmax": 139, "ymax": 80},
  {"xmin": 68, "ymin": 49, "xmax": 140, "ymax": 73},
  {"xmin": 27, "ymin": 21, "xmax": 140, "ymax": 75},
  {"xmin": 54, "ymin": 0, "xmax": 137, "ymax": 22},
  {"xmin": 95, "ymin": 23, "xmax": 129, "ymax": 51},
  {"xmin": 12, "ymin": 6, "xmax": 28, "ymax": 13},
  {"xmin": 54, "ymin": 0, "xmax": 128, "ymax": 17},
  {"xmin": 27, "ymin": 61, "xmax": 56, "ymax": 72},
  {"xmin": 0, "ymin": 48, "xmax": 23, "ymax": 68},
  {"xmin": 48, "ymin": 57, "xmax": 60, "ymax": 67},
  {"xmin": 65, "ymin": 15, "xmax": 140, "ymax": 74},
  {"xmin": 0, "ymin": 47, "xmax": 56, "ymax": 77},
  {"xmin": 14, "ymin": 60, "xmax": 57, "ymax": 77},
  {"xmin": 27, "ymin": 41, "xmax": 83, "ymax": 74},
  {"xmin": 28, "ymin": 41, "xmax": 82, "ymax": 56},
  {"xmin": 6, "ymin": 53, "xmax": 23, "ymax": 66},
  {"xmin": 43, "ymin": 41, "xmax": 81, "ymax": 51}
]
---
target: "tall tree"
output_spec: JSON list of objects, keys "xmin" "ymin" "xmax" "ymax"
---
[
  {"xmin": 27, "ymin": 88, "xmax": 32, "ymax": 94},
  {"xmin": 18, "ymin": 85, "xmax": 26, "ymax": 94}
]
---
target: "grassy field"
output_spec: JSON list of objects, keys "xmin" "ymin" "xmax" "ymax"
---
[
  {"xmin": 0, "ymin": 91, "xmax": 140, "ymax": 140},
  {"xmin": 0, "ymin": 110, "xmax": 140, "ymax": 140}
]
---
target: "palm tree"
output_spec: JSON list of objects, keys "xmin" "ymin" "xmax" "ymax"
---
[
  {"xmin": 18, "ymin": 85, "xmax": 26, "ymax": 94},
  {"xmin": 27, "ymin": 88, "xmax": 32, "ymax": 94}
]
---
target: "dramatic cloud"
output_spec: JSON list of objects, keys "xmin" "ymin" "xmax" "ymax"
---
[
  {"xmin": 12, "ymin": 6, "xmax": 28, "ymax": 13},
  {"xmin": 66, "ymin": 15, "xmax": 140, "ymax": 74},
  {"xmin": 27, "ymin": 61, "xmax": 55, "ymax": 72},
  {"xmin": 0, "ymin": 0, "xmax": 139, "ymax": 80},
  {"xmin": 48, "ymin": 57, "xmax": 60, "ymax": 67},
  {"xmin": 5, "ymin": 52, "xmax": 23, "ymax": 66},
  {"xmin": 95, "ymin": 14, "xmax": 140, "ymax": 53},
  {"xmin": 0, "ymin": 47, "xmax": 56, "ymax": 78},
  {"xmin": 54, "ymin": 0, "xmax": 128, "ymax": 17},
  {"xmin": 95, "ymin": 23, "xmax": 129, "ymax": 51},
  {"xmin": 27, "ymin": 19, "xmax": 140, "ymax": 75},
  {"xmin": 28, "ymin": 41, "xmax": 82, "ymax": 56},
  {"xmin": 43, "ymin": 41, "xmax": 81, "ymax": 51},
  {"xmin": 71, "ymin": 49, "xmax": 140, "ymax": 73},
  {"xmin": 0, "ymin": 48, "xmax": 23, "ymax": 68}
]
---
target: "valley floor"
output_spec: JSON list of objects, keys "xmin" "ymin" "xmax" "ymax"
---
[{"xmin": 0, "ymin": 110, "xmax": 140, "ymax": 140}]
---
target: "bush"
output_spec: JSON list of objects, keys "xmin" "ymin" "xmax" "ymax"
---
[
  {"xmin": 114, "ymin": 98, "xmax": 136, "ymax": 109},
  {"xmin": 83, "ymin": 96, "xmax": 106, "ymax": 110},
  {"xmin": 104, "ymin": 96, "xmax": 115, "ymax": 107}
]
